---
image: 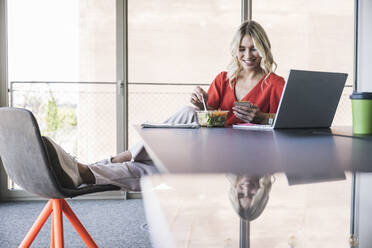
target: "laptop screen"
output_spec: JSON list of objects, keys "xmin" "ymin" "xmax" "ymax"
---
[{"xmin": 272, "ymin": 70, "xmax": 347, "ymax": 129}]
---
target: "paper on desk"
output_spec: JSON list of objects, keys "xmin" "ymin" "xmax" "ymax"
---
[{"xmin": 141, "ymin": 122, "xmax": 200, "ymax": 128}]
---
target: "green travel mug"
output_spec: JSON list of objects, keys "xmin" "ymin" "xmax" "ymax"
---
[{"xmin": 350, "ymin": 92, "xmax": 372, "ymax": 134}]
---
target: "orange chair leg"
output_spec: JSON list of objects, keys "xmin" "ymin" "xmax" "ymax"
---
[
  {"xmin": 53, "ymin": 199, "xmax": 64, "ymax": 248},
  {"xmin": 51, "ymin": 212, "xmax": 55, "ymax": 248},
  {"xmin": 19, "ymin": 198, "xmax": 98, "ymax": 248},
  {"xmin": 61, "ymin": 199, "xmax": 98, "ymax": 248},
  {"xmin": 20, "ymin": 199, "xmax": 53, "ymax": 248}
]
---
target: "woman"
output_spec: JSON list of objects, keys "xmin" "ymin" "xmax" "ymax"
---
[
  {"xmin": 49, "ymin": 20, "xmax": 285, "ymax": 191},
  {"xmin": 191, "ymin": 20, "xmax": 284, "ymax": 125},
  {"xmin": 227, "ymin": 174, "xmax": 273, "ymax": 221}
]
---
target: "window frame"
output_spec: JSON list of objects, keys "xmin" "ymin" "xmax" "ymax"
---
[
  {"xmin": 0, "ymin": 0, "xmax": 248, "ymax": 201},
  {"xmin": 0, "ymin": 0, "xmax": 128, "ymax": 201}
]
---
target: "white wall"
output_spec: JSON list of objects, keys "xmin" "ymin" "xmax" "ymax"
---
[{"xmin": 357, "ymin": 0, "xmax": 372, "ymax": 92}]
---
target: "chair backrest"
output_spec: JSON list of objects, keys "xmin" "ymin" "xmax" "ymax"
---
[
  {"xmin": 0, "ymin": 107, "xmax": 67, "ymax": 198},
  {"xmin": 0, "ymin": 107, "xmax": 121, "ymax": 198}
]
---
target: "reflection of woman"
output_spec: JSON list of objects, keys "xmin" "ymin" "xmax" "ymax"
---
[
  {"xmin": 45, "ymin": 20, "xmax": 284, "ymax": 191},
  {"xmin": 227, "ymin": 174, "xmax": 273, "ymax": 221},
  {"xmin": 191, "ymin": 20, "xmax": 284, "ymax": 125}
]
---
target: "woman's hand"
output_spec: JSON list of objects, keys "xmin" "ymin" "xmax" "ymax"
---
[
  {"xmin": 233, "ymin": 103, "xmax": 266, "ymax": 124},
  {"xmin": 190, "ymin": 86, "xmax": 209, "ymax": 110}
]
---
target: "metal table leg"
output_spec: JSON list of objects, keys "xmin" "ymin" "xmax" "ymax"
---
[{"xmin": 240, "ymin": 219, "xmax": 250, "ymax": 248}]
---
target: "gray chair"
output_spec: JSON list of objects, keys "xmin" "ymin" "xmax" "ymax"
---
[{"xmin": 0, "ymin": 107, "xmax": 120, "ymax": 248}]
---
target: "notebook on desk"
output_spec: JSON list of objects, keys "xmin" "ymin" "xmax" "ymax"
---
[{"xmin": 233, "ymin": 69, "xmax": 348, "ymax": 131}]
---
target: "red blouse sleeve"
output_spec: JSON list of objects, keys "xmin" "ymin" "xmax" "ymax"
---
[
  {"xmin": 207, "ymin": 72, "xmax": 226, "ymax": 109},
  {"xmin": 269, "ymin": 75, "xmax": 285, "ymax": 113}
]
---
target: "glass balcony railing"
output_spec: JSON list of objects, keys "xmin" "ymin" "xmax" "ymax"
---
[{"xmin": 8, "ymin": 81, "xmax": 209, "ymax": 160}]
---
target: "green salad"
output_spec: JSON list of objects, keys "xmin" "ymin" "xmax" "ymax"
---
[{"xmin": 197, "ymin": 110, "xmax": 228, "ymax": 127}]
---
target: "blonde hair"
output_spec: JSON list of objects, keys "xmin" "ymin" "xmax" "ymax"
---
[
  {"xmin": 227, "ymin": 174, "xmax": 273, "ymax": 221},
  {"xmin": 227, "ymin": 20, "xmax": 277, "ymax": 88}
]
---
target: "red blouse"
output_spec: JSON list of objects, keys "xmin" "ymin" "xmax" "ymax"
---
[{"xmin": 207, "ymin": 71, "xmax": 285, "ymax": 126}]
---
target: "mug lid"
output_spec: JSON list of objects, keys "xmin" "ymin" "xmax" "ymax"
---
[{"xmin": 350, "ymin": 92, "xmax": 372, "ymax": 99}]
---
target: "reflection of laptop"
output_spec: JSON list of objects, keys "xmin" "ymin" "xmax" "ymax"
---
[{"xmin": 233, "ymin": 69, "xmax": 348, "ymax": 130}]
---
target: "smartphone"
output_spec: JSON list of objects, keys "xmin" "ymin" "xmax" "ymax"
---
[{"xmin": 234, "ymin": 101, "xmax": 253, "ymax": 108}]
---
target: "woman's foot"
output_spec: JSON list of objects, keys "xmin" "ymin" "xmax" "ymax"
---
[
  {"xmin": 77, "ymin": 151, "xmax": 132, "ymax": 185},
  {"xmin": 111, "ymin": 151, "xmax": 132, "ymax": 163}
]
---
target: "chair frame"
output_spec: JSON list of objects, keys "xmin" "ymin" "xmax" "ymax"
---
[
  {"xmin": 20, "ymin": 198, "xmax": 98, "ymax": 248},
  {"xmin": 0, "ymin": 107, "xmax": 120, "ymax": 247}
]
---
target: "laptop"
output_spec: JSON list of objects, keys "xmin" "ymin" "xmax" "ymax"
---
[{"xmin": 233, "ymin": 69, "xmax": 348, "ymax": 130}]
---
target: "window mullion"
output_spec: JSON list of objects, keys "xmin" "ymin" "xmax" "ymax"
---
[{"xmin": 241, "ymin": 0, "xmax": 252, "ymax": 22}]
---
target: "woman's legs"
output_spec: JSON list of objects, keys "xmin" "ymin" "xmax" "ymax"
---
[
  {"xmin": 43, "ymin": 136, "xmax": 82, "ymax": 187},
  {"xmin": 111, "ymin": 151, "xmax": 132, "ymax": 163},
  {"xmin": 163, "ymin": 106, "xmax": 198, "ymax": 124},
  {"xmin": 47, "ymin": 106, "xmax": 197, "ymax": 189},
  {"xmin": 77, "ymin": 163, "xmax": 95, "ymax": 184},
  {"xmin": 77, "ymin": 151, "xmax": 133, "ymax": 185},
  {"xmin": 82, "ymin": 106, "xmax": 197, "ymax": 188},
  {"xmin": 87, "ymin": 160, "xmax": 157, "ymax": 191}
]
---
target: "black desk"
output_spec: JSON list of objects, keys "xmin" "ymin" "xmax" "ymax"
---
[
  {"xmin": 135, "ymin": 126, "xmax": 372, "ymax": 182},
  {"xmin": 136, "ymin": 125, "xmax": 372, "ymax": 248}
]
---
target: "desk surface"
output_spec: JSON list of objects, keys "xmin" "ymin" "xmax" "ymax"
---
[
  {"xmin": 135, "ymin": 126, "xmax": 372, "ymax": 183},
  {"xmin": 136, "ymin": 126, "xmax": 357, "ymax": 247},
  {"xmin": 141, "ymin": 173, "xmax": 351, "ymax": 248}
]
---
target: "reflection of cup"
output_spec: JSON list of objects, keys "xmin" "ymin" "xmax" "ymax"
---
[{"xmin": 350, "ymin": 92, "xmax": 372, "ymax": 134}]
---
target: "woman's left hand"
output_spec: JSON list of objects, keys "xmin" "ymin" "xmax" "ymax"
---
[{"xmin": 232, "ymin": 104, "xmax": 265, "ymax": 124}]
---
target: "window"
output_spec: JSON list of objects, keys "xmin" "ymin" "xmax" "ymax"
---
[
  {"xmin": 253, "ymin": 0, "xmax": 354, "ymax": 126},
  {"xmin": 251, "ymin": 1, "xmax": 353, "ymax": 246},
  {"xmin": 8, "ymin": 0, "xmax": 118, "ymax": 164},
  {"xmin": 127, "ymin": 0, "xmax": 241, "ymax": 146},
  {"xmin": 6, "ymin": 0, "xmax": 120, "ymax": 194}
]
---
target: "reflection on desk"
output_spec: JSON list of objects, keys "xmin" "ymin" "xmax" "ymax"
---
[
  {"xmin": 227, "ymin": 174, "xmax": 272, "ymax": 221},
  {"xmin": 135, "ymin": 126, "xmax": 372, "ymax": 181},
  {"xmin": 141, "ymin": 173, "xmax": 351, "ymax": 248}
]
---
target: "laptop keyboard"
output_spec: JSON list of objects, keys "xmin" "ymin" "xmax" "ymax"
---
[{"xmin": 232, "ymin": 123, "xmax": 273, "ymax": 130}]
